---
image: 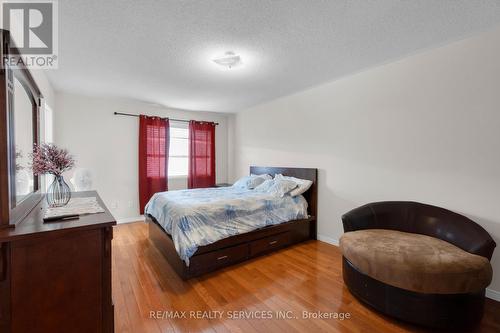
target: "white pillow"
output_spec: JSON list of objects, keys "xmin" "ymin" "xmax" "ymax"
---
[
  {"xmin": 250, "ymin": 173, "xmax": 272, "ymax": 182},
  {"xmin": 232, "ymin": 174, "xmax": 271, "ymax": 189},
  {"xmin": 254, "ymin": 179, "xmax": 275, "ymax": 192},
  {"xmin": 275, "ymin": 174, "xmax": 313, "ymax": 196},
  {"xmin": 265, "ymin": 179, "xmax": 297, "ymax": 197},
  {"xmin": 250, "ymin": 174, "xmax": 272, "ymax": 188}
]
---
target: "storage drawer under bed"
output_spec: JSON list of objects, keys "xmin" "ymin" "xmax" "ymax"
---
[
  {"xmin": 250, "ymin": 231, "xmax": 291, "ymax": 257},
  {"xmin": 189, "ymin": 243, "xmax": 249, "ymax": 274},
  {"xmin": 187, "ymin": 231, "xmax": 292, "ymax": 275}
]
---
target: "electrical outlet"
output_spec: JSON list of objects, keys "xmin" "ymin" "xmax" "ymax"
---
[{"xmin": 110, "ymin": 201, "xmax": 118, "ymax": 209}]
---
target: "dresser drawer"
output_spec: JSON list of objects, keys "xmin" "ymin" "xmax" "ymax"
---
[
  {"xmin": 250, "ymin": 232, "xmax": 291, "ymax": 257},
  {"xmin": 189, "ymin": 243, "xmax": 248, "ymax": 273}
]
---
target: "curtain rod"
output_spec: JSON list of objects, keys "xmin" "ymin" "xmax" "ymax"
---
[{"xmin": 113, "ymin": 112, "xmax": 219, "ymax": 125}]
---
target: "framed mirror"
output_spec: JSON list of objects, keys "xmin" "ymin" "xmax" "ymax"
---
[{"xmin": 0, "ymin": 29, "xmax": 43, "ymax": 228}]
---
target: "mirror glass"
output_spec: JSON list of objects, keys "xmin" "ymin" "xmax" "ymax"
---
[{"xmin": 13, "ymin": 76, "xmax": 34, "ymax": 204}]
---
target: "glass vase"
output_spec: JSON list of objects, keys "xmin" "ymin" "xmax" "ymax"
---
[{"xmin": 47, "ymin": 175, "xmax": 71, "ymax": 207}]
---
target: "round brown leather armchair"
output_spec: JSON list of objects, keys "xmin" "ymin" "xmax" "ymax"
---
[{"xmin": 340, "ymin": 201, "xmax": 496, "ymax": 330}]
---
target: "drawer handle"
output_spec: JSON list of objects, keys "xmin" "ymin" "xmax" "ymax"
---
[
  {"xmin": 217, "ymin": 255, "xmax": 228, "ymax": 260},
  {"xmin": 269, "ymin": 240, "xmax": 278, "ymax": 245}
]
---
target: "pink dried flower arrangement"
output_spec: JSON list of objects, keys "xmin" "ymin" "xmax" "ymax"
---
[{"xmin": 30, "ymin": 143, "xmax": 75, "ymax": 176}]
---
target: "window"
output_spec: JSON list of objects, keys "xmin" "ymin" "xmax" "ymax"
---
[{"xmin": 168, "ymin": 123, "xmax": 189, "ymax": 176}]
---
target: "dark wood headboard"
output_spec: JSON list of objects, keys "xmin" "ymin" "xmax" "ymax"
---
[{"xmin": 250, "ymin": 166, "xmax": 318, "ymax": 220}]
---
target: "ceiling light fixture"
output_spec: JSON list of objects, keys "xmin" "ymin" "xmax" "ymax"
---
[{"xmin": 212, "ymin": 51, "xmax": 242, "ymax": 69}]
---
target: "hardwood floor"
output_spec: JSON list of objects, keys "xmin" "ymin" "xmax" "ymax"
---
[{"xmin": 113, "ymin": 222, "xmax": 500, "ymax": 333}]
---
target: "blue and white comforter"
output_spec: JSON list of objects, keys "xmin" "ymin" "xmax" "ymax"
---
[{"xmin": 145, "ymin": 187, "xmax": 308, "ymax": 265}]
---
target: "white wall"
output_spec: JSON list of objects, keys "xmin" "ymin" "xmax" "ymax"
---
[
  {"xmin": 54, "ymin": 93, "xmax": 231, "ymax": 220},
  {"xmin": 230, "ymin": 26, "xmax": 500, "ymax": 296},
  {"xmin": 31, "ymin": 69, "xmax": 56, "ymax": 110}
]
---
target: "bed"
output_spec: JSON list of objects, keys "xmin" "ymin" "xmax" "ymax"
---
[{"xmin": 146, "ymin": 166, "xmax": 318, "ymax": 279}]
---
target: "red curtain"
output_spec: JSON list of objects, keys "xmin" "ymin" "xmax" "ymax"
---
[
  {"xmin": 139, "ymin": 115, "xmax": 169, "ymax": 213},
  {"xmin": 188, "ymin": 121, "xmax": 216, "ymax": 189}
]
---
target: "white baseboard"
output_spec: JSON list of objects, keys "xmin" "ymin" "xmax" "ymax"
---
[
  {"xmin": 116, "ymin": 215, "xmax": 144, "ymax": 224},
  {"xmin": 486, "ymin": 288, "xmax": 500, "ymax": 302},
  {"xmin": 317, "ymin": 234, "xmax": 339, "ymax": 246}
]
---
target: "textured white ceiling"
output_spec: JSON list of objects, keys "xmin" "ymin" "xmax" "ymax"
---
[{"xmin": 47, "ymin": 0, "xmax": 500, "ymax": 112}]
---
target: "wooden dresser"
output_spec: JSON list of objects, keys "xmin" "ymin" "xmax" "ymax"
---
[{"xmin": 0, "ymin": 191, "xmax": 116, "ymax": 333}]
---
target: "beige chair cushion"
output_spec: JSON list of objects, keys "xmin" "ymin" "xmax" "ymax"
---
[{"xmin": 339, "ymin": 229, "xmax": 492, "ymax": 294}]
